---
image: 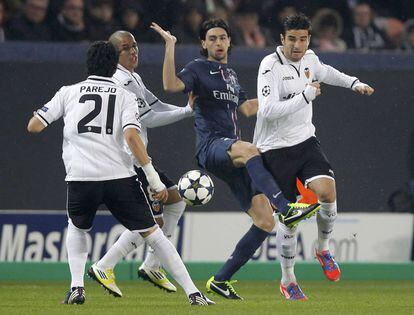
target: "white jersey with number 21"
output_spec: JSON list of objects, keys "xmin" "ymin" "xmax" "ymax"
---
[{"xmin": 35, "ymin": 75, "xmax": 141, "ymax": 181}]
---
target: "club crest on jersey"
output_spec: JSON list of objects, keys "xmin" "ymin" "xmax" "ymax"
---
[
  {"xmin": 221, "ymin": 68, "xmax": 237, "ymax": 86},
  {"xmin": 304, "ymin": 67, "xmax": 310, "ymax": 79},
  {"xmin": 262, "ymin": 85, "xmax": 271, "ymax": 96}
]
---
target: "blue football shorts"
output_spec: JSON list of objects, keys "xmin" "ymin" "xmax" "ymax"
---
[{"xmin": 203, "ymin": 137, "xmax": 260, "ymax": 211}]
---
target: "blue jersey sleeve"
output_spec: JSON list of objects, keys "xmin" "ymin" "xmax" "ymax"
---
[
  {"xmin": 177, "ymin": 61, "xmax": 198, "ymax": 93},
  {"xmin": 237, "ymin": 87, "xmax": 248, "ymax": 107}
]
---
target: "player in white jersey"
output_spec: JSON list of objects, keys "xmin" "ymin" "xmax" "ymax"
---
[
  {"xmin": 88, "ymin": 31, "xmax": 194, "ymax": 294},
  {"xmin": 27, "ymin": 41, "xmax": 214, "ymax": 306},
  {"xmin": 254, "ymin": 14, "xmax": 374, "ymax": 300}
]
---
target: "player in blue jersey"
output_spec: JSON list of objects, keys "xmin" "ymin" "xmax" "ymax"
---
[{"xmin": 151, "ymin": 19, "xmax": 320, "ymax": 300}]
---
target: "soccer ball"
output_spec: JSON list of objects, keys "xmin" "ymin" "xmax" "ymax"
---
[{"xmin": 178, "ymin": 170, "xmax": 214, "ymax": 206}]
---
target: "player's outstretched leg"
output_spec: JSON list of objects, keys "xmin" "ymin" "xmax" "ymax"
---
[
  {"xmin": 143, "ymin": 227, "xmax": 215, "ymax": 306},
  {"xmin": 276, "ymin": 223, "xmax": 307, "ymax": 301},
  {"xmin": 315, "ymin": 249, "xmax": 341, "ymax": 282},
  {"xmin": 244, "ymin": 155, "xmax": 291, "ymax": 212},
  {"xmin": 206, "ymin": 222, "xmax": 271, "ymax": 300},
  {"xmin": 65, "ymin": 220, "xmax": 88, "ymax": 304},
  {"xmin": 87, "ymin": 263, "xmax": 122, "ymax": 297},
  {"xmin": 138, "ymin": 200, "xmax": 185, "ymax": 293},
  {"xmin": 279, "ymin": 282, "xmax": 308, "ymax": 301},
  {"xmin": 138, "ymin": 263, "xmax": 177, "ymax": 293},
  {"xmin": 278, "ymin": 203, "xmax": 321, "ymax": 228},
  {"xmin": 62, "ymin": 287, "xmax": 86, "ymax": 305},
  {"xmin": 206, "ymin": 276, "xmax": 243, "ymax": 300},
  {"xmin": 188, "ymin": 292, "xmax": 215, "ymax": 305},
  {"xmin": 315, "ymin": 200, "xmax": 340, "ymax": 281},
  {"xmin": 88, "ymin": 229, "xmax": 144, "ymax": 297}
]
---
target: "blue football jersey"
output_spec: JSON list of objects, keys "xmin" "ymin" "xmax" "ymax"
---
[{"xmin": 177, "ymin": 58, "xmax": 247, "ymax": 166}]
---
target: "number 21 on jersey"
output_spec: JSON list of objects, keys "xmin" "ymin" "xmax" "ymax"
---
[{"xmin": 78, "ymin": 93, "xmax": 116, "ymax": 135}]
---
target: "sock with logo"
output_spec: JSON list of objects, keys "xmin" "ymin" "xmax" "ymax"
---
[
  {"xmin": 245, "ymin": 155, "xmax": 290, "ymax": 214},
  {"xmin": 97, "ymin": 229, "xmax": 144, "ymax": 269},
  {"xmin": 317, "ymin": 200, "xmax": 337, "ymax": 252},
  {"xmin": 66, "ymin": 220, "xmax": 89, "ymax": 288},
  {"xmin": 214, "ymin": 224, "xmax": 269, "ymax": 281},
  {"xmin": 276, "ymin": 222, "xmax": 298, "ymax": 285},
  {"xmin": 143, "ymin": 200, "xmax": 186, "ymax": 270},
  {"xmin": 143, "ymin": 227, "xmax": 198, "ymax": 296}
]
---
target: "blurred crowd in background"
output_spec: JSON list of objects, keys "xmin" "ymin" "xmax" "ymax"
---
[{"xmin": 1, "ymin": 0, "xmax": 414, "ymax": 51}]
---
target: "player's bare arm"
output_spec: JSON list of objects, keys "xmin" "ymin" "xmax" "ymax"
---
[
  {"xmin": 238, "ymin": 99, "xmax": 258, "ymax": 117},
  {"xmin": 187, "ymin": 91, "xmax": 198, "ymax": 110},
  {"xmin": 124, "ymin": 128, "xmax": 168, "ymax": 202},
  {"xmin": 150, "ymin": 22, "xmax": 185, "ymax": 92},
  {"xmin": 27, "ymin": 114, "xmax": 46, "ymax": 133}
]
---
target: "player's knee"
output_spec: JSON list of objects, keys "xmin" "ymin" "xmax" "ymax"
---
[
  {"xmin": 317, "ymin": 190, "xmax": 336, "ymax": 203},
  {"xmin": 253, "ymin": 217, "xmax": 275, "ymax": 233},
  {"xmin": 243, "ymin": 143, "xmax": 260, "ymax": 159},
  {"xmin": 68, "ymin": 218, "xmax": 92, "ymax": 232}
]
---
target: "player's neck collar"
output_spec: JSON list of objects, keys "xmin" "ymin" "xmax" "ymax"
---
[
  {"xmin": 206, "ymin": 57, "xmax": 228, "ymax": 65},
  {"xmin": 117, "ymin": 63, "xmax": 133, "ymax": 74},
  {"xmin": 276, "ymin": 46, "xmax": 301, "ymax": 66},
  {"xmin": 87, "ymin": 75, "xmax": 116, "ymax": 84}
]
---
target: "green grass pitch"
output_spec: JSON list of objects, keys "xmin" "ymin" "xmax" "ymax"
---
[{"xmin": 1, "ymin": 280, "xmax": 413, "ymax": 315}]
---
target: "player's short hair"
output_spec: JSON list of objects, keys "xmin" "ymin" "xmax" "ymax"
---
[
  {"xmin": 86, "ymin": 41, "xmax": 119, "ymax": 77},
  {"xmin": 199, "ymin": 18, "xmax": 232, "ymax": 57},
  {"xmin": 282, "ymin": 13, "xmax": 312, "ymax": 36}
]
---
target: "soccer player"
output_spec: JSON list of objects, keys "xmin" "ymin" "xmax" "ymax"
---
[
  {"xmin": 151, "ymin": 19, "xmax": 320, "ymax": 300},
  {"xmin": 254, "ymin": 13, "xmax": 374, "ymax": 300},
  {"xmin": 27, "ymin": 41, "xmax": 214, "ymax": 306},
  {"xmin": 87, "ymin": 31, "xmax": 194, "ymax": 295}
]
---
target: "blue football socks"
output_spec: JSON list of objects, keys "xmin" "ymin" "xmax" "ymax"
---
[
  {"xmin": 245, "ymin": 155, "xmax": 289, "ymax": 215},
  {"xmin": 215, "ymin": 225, "xmax": 269, "ymax": 281}
]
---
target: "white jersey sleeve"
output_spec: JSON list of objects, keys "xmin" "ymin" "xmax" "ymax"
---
[
  {"xmin": 257, "ymin": 55, "xmax": 310, "ymax": 120},
  {"xmin": 143, "ymin": 87, "xmax": 160, "ymax": 108},
  {"xmin": 311, "ymin": 52, "xmax": 359, "ymax": 88},
  {"xmin": 121, "ymin": 92, "xmax": 141, "ymax": 132},
  {"xmin": 35, "ymin": 87, "xmax": 66, "ymax": 126}
]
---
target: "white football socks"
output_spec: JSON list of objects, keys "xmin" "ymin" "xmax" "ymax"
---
[
  {"xmin": 144, "ymin": 227, "xmax": 198, "ymax": 296},
  {"xmin": 97, "ymin": 229, "xmax": 144, "ymax": 269},
  {"xmin": 316, "ymin": 200, "xmax": 337, "ymax": 253},
  {"xmin": 276, "ymin": 222, "xmax": 298, "ymax": 285},
  {"xmin": 66, "ymin": 220, "xmax": 89, "ymax": 288},
  {"xmin": 142, "ymin": 200, "xmax": 186, "ymax": 270}
]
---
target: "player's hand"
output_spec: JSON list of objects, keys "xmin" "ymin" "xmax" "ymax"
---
[
  {"xmin": 188, "ymin": 92, "xmax": 198, "ymax": 109},
  {"xmin": 150, "ymin": 22, "xmax": 177, "ymax": 45},
  {"xmin": 308, "ymin": 82, "xmax": 321, "ymax": 97},
  {"xmin": 353, "ymin": 82, "xmax": 374, "ymax": 95},
  {"xmin": 152, "ymin": 188, "xmax": 168, "ymax": 203}
]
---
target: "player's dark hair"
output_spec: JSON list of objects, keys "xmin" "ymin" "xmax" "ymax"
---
[
  {"xmin": 86, "ymin": 41, "xmax": 119, "ymax": 77},
  {"xmin": 282, "ymin": 13, "xmax": 312, "ymax": 36},
  {"xmin": 199, "ymin": 18, "xmax": 232, "ymax": 57}
]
